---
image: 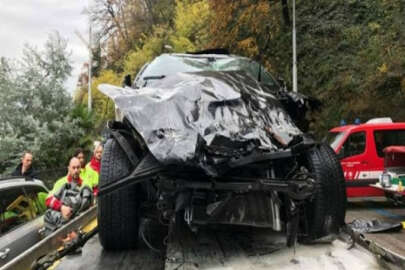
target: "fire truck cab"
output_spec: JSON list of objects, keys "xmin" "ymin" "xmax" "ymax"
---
[{"xmin": 329, "ymin": 118, "xmax": 405, "ymax": 197}]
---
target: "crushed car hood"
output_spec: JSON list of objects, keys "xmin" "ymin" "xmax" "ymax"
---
[{"xmin": 99, "ymin": 71, "xmax": 303, "ymax": 175}]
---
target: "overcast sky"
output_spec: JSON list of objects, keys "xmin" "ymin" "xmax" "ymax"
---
[{"xmin": 0, "ymin": 0, "xmax": 89, "ymax": 94}]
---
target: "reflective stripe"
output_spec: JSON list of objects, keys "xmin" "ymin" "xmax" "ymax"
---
[
  {"xmin": 50, "ymin": 197, "xmax": 56, "ymax": 207},
  {"xmin": 357, "ymin": 170, "xmax": 382, "ymax": 179},
  {"xmin": 345, "ymin": 170, "xmax": 383, "ymax": 180}
]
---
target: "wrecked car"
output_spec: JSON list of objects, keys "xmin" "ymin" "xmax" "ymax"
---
[{"xmin": 97, "ymin": 50, "xmax": 346, "ymax": 250}]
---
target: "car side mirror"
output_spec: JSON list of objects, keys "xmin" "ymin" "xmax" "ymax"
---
[
  {"xmin": 337, "ymin": 147, "xmax": 345, "ymax": 160},
  {"xmin": 122, "ymin": 74, "xmax": 132, "ymax": 87}
]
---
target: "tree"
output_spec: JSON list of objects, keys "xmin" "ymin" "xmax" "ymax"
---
[
  {"xmin": 123, "ymin": 26, "xmax": 169, "ymax": 76},
  {"xmin": 122, "ymin": 0, "xmax": 211, "ymax": 76},
  {"xmin": 0, "ymin": 33, "xmax": 85, "ymax": 174},
  {"xmin": 208, "ymin": 0, "xmax": 405, "ymax": 135},
  {"xmin": 170, "ymin": 0, "xmax": 211, "ymax": 52},
  {"xmin": 90, "ymin": 0, "xmax": 175, "ymax": 70},
  {"xmin": 281, "ymin": 0, "xmax": 290, "ymax": 27}
]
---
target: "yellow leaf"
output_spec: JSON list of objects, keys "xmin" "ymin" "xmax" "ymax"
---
[{"xmin": 377, "ymin": 63, "xmax": 388, "ymax": 73}]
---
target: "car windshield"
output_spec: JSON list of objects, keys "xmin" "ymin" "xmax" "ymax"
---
[
  {"xmin": 134, "ymin": 54, "xmax": 277, "ymax": 88},
  {"xmin": 327, "ymin": 131, "xmax": 346, "ymax": 150}
]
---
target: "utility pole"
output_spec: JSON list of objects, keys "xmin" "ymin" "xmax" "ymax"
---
[
  {"xmin": 76, "ymin": 1, "xmax": 93, "ymax": 112},
  {"xmin": 88, "ymin": 20, "xmax": 92, "ymax": 112},
  {"xmin": 292, "ymin": 0, "xmax": 298, "ymax": 92}
]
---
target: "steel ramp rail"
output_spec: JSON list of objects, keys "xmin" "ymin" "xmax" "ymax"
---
[{"xmin": 2, "ymin": 205, "xmax": 97, "ymax": 270}]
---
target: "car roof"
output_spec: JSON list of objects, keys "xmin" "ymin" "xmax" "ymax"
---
[
  {"xmin": 0, "ymin": 177, "xmax": 48, "ymax": 191},
  {"xmin": 168, "ymin": 53, "xmax": 248, "ymax": 60},
  {"xmin": 330, "ymin": 122, "xmax": 405, "ymax": 133}
]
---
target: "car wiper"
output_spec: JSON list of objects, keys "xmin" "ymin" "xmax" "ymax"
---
[
  {"xmin": 142, "ymin": 75, "xmax": 166, "ymax": 87},
  {"xmin": 143, "ymin": 75, "xmax": 166, "ymax": 80}
]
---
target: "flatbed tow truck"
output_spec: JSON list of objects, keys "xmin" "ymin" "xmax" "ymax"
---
[{"xmin": 3, "ymin": 198, "xmax": 405, "ymax": 270}]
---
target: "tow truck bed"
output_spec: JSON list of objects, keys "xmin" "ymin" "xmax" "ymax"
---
[
  {"xmin": 8, "ymin": 198, "xmax": 405, "ymax": 270},
  {"xmin": 54, "ymin": 222, "xmax": 380, "ymax": 270},
  {"xmin": 346, "ymin": 197, "xmax": 405, "ymax": 264},
  {"xmin": 52, "ymin": 235, "xmax": 164, "ymax": 270},
  {"xmin": 12, "ymin": 196, "xmax": 404, "ymax": 270}
]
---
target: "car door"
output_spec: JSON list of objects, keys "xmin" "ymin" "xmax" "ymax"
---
[
  {"xmin": 0, "ymin": 184, "xmax": 47, "ymax": 267},
  {"xmin": 338, "ymin": 131, "xmax": 368, "ymax": 182}
]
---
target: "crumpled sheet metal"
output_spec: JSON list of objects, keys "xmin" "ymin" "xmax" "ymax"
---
[
  {"xmin": 99, "ymin": 71, "xmax": 302, "ymax": 175},
  {"xmin": 348, "ymin": 219, "xmax": 402, "ymax": 233}
]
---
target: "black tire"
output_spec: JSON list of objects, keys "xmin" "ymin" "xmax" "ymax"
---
[
  {"xmin": 319, "ymin": 143, "xmax": 347, "ymax": 226},
  {"xmin": 98, "ymin": 138, "xmax": 139, "ymax": 250},
  {"xmin": 300, "ymin": 145, "xmax": 341, "ymax": 242}
]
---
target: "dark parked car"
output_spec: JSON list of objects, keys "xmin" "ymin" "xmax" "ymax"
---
[
  {"xmin": 0, "ymin": 177, "xmax": 48, "ymax": 267},
  {"xmin": 97, "ymin": 50, "xmax": 346, "ymax": 250}
]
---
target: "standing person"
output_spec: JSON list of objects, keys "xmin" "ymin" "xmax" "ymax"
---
[
  {"xmin": 86, "ymin": 141, "xmax": 103, "ymax": 195},
  {"xmin": 11, "ymin": 151, "xmax": 38, "ymax": 179},
  {"xmin": 44, "ymin": 157, "xmax": 92, "ymax": 232},
  {"xmin": 73, "ymin": 148, "xmax": 98, "ymax": 196}
]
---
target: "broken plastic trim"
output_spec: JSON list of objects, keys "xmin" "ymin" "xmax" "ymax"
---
[
  {"xmin": 98, "ymin": 162, "xmax": 314, "ymax": 199},
  {"xmin": 157, "ymin": 177, "xmax": 314, "ymax": 201},
  {"xmin": 99, "ymin": 130, "xmax": 315, "ymax": 199}
]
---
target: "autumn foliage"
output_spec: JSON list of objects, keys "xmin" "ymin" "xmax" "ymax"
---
[{"xmin": 75, "ymin": 0, "xmax": 405, "ymax": 136}]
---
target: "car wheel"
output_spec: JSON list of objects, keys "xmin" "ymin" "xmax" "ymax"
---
[
  {"xmin": 98, "ymin": 138, "xmax": 139, "ymax": 250},
  {"xmin": 318, "ymin": 143, "xmax": 347, "ymax": 226},
  {"xmin": 300, "ymin": 144, "xmax": 343, "ymax": 242}
]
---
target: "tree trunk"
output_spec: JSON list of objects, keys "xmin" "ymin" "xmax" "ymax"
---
[{"xmin": 281, "ymin": 0, "xmax": 291, "ymax": 27}]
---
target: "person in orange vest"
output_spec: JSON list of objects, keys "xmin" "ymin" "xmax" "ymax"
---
[{"xmin": 85, "ymin": 141, "xmax": 103, "ymax": 195}]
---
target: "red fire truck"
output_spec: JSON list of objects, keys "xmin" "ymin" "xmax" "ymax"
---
[{"xmin": 328, "ymin": 118, "xmax": 405, "ymax": 197}]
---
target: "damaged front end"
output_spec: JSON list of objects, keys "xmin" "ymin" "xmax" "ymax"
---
[
  {"xmin": 100, "ymin": 124, "xmax": 317, "ymax": 244},
  {"xmin": 97, "ymin": 53, "xmax": 345, "ymax": 251}
]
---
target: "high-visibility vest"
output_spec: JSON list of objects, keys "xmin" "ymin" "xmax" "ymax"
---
[{"xmin": 85, "ymin": 163, "xmax": 99, "ymax": 188}]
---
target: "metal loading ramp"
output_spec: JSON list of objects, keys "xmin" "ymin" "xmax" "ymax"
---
[
  {"xmin": 53, "ymin": 222, "xmax": 380, "ymax": 270},
  {"xmin": 165, "ymin": 222, "xmax": 380, "ymax": 270}
]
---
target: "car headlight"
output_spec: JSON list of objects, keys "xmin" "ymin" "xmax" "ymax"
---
[{"xmin": 380, "ymin": 173, "xmax": 392, "ymax": 187}]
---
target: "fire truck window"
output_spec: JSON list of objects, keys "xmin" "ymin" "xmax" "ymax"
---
[
  {"xmin": 341, "ymin": 132, "xmax": 366, "ymax": 158},
  {"xmin": 374, "ymin": 130, "xmax": 405, "ymax": 157}
]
